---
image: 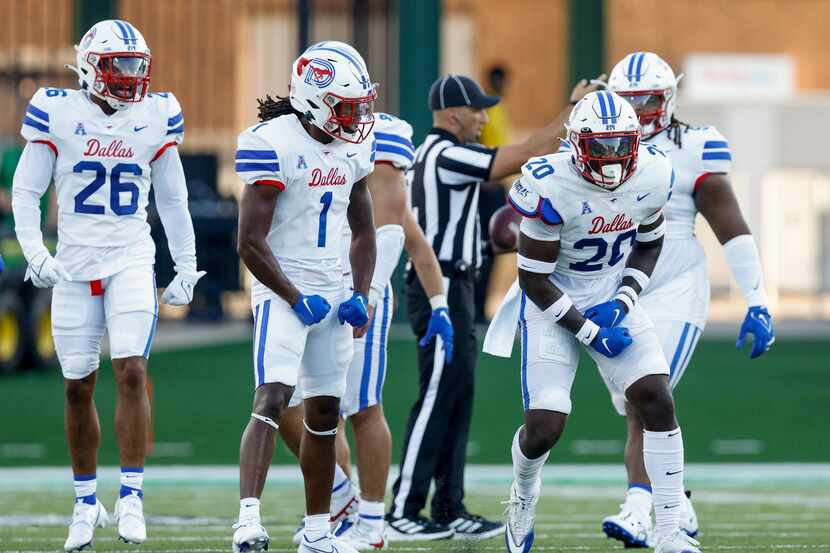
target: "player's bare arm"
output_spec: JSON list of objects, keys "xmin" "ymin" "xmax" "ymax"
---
[
  {"xmin": 403, "ymin": 209, "xmax": 445, "ymax": 300},
  {"xmin": 347, "ymin": 176, "xmax": 376, "ymax": 297},
  {"xmin": 616, "ymin": 211, "xmax": 666, "ymax": 313},
  {"xmin": 694, "ymin": 173, "xmax": 751, "ymax": 243},
  {"xmin": 237, "ymin": 184, "xmax": 301, "ymax": 305},
  {"xmin": 517, "ymin": 231, "xmax": 588, "ymax": 335},
  {"xmin": 369, "ymin": 164, "xmax": 407, "ymax": 227}
]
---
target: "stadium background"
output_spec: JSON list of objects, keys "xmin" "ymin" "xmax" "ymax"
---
[{"xmin": 0, "ymin": 0, "xmax": 829, "ymax": 471}]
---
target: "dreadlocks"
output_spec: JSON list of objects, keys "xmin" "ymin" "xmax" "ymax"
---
[
  {"xmin": 666, "ymin": 115, "xmax": 691, "ymax": 148},
  {"xmin": 257, "ymin": 94, "xmax": 302, "ymax": 122}
]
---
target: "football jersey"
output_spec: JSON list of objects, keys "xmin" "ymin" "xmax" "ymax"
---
[
  {"xmin": 21, "ymin": 87, "xmax": 185, "ymax": 280},
  {"xmin": 509, "ymin": 143, "xmax": 673, "ymax": 285},
  {"xmin": 340, "ymin": 112, "xmax": 415, "ymax": 276},
  {"xmin": 235, "ymin": 114, "xmax": 375, "ymax": 299},
  {"xmin": 646, "ymin": 125, "xmax": 731, "ymax": 239}
]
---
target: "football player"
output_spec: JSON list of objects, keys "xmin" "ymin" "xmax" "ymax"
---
[
  {"xmin": 585, "ymin": 52, "xmax": 774, "ymax": 547},
  {"xmin": 486, "ymin": 91, "xmax": 700, "ymax": 553},
  {"xmin": 231, "ymin": 45, "xmax": 377, "ymax": 553},
  {"xmin": 281, "ymin": 109, "xmax": 454, "ymax": 551},
  {"xmin": 11, "ymin": 20, "xmax": 203, "ymax": 551}
]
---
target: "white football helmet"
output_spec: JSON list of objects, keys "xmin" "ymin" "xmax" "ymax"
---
[
  {"xmin": 607, "ymin": 52, "xmax": 680, "ymax": 138},
  {"xmin": 289, "ymin": 42, "xmax": 376, "ymax": 144},
  {"xmin": 565, "ymin": 91, "xmax": 640, "ymax": 190},
  {"xmin": 67, "ymin": 20, "xmax": 151, "ymax": 111}
]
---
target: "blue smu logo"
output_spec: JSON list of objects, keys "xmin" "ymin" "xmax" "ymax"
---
[{"xmin": 304, "ymin": 59, "xmax": 336, "ymax": 88}]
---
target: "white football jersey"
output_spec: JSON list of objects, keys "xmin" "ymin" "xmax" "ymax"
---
[
  {"xmin": 235, "ymin": 114, "xmax": 375, "ymax": 300},
  {"xmin": 646, "ymin": 125, "xmax": 731, "ymax": 239},
  {"xmin": 509, "ymin": 143, "xmax": 672, "ymax": 291},
  {"xmin": 21, "ymin": 87, "xmax": 185, "ymax": 279},
  {"xmin": 340, "ymin": 112, "xmax": 414, "ymax": 275}
]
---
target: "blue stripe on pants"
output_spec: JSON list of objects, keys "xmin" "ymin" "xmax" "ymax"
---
[
  {"xmin": 359, "ymin": 303, "xmax": 376, "ymax": 410},
  {"xmin": 520, "ymin": 293, "xmax": 529, "ymax": 410},
  {"xmin": 669, "ymin": 322, "xmax": 690, "ymax": 381},
  {"xmin": 142, "ymin": 273, "xmax": 158, "ymax": 358},
  {"xmin": 256, "ymin": 300, "xmax": 271, "ymax": 387},
  {"xmin": 374, "ymin": 285, "xmax": 391, "ymax": 403}
]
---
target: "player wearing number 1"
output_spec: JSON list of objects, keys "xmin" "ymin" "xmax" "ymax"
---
[
  {"xmin": 11, "ymin": 20, "xmax": 202, "ymax": 551},
  {"xmin": 232, "ymin": 47, "xmax": 376, "ymax": 553},
  {"xmin": 485, "ymin": 91, "xmax": 700, "ymax": 553}
]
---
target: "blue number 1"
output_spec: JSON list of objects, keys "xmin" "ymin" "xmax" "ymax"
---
[{"xmin": 317, "ymin": 191, "xmax": 333, "ymax": 247}]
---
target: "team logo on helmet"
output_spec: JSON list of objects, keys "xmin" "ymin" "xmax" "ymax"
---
[
  {"xmin": 301, "ymin": 58, "xmax": 336, "ymax": 88},
  {"xmin": 81, "ymin": 27, "xmax": 97, "ymax": 49}
]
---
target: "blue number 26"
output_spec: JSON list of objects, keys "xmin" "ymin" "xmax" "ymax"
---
[{"xmin": 73, "ymin": 161, "xmax": 141, "ymax": 216}]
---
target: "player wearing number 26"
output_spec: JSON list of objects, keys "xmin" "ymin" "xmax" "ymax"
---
[
  {"xmin": 486, "ymin": 91, "xmax": 701, "ymax": 553},
  {"xmin": 232, "ymin": 45, "xmax": 376, "ymax": 553},
  {"xmin": 12, "ymin": 20, "xmax": 203, "ymax": 551}
]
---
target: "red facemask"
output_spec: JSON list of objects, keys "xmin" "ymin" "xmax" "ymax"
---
[
  {"xmin": 322, "ymin": 90, "xmax": 377, "ymax": 144},
  {"xmin": 615, "ymin": 90, "xmax": 667, "ymax": 136},
  {"xmin": 89, "ymin": 51, "xmax": 152, "ymax": 103},
  {"xmin": 571, "ymin": 130, "xmax": 640, "ymax": 188}
]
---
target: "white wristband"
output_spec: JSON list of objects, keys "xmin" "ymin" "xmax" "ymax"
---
[
  {"xmin": 429, "ymin": 294, "xmax": 448, "ymax": 310},
  {"xmin": 575, "ymin": 319, "xmax": 600, "ymax": 345},
  {"xmin": 543, "ymin": 294, "xmax": 573, "ymax": 322},
  {"xmin": 368, "ymin": 286, "xmax": 383, "ymax": 308},
  {"xmin": 614, "ymin": 289, "xmax": 636, "ymax": 312},
  {"xmin": 517, "ymin": 254, "xmax": 557, "ymax": 274},
  {"xmin": 622, "ymin": 267, "xmax": 650, "ymax": 291}
]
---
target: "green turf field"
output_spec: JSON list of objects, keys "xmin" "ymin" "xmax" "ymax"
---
[
  {"xmin": 1, "ymin": 467, "xmax": 829, "ymax": 552},
  {"xmin": 1, "ymin": 336, "xmax": 828, "ymax": 465}
]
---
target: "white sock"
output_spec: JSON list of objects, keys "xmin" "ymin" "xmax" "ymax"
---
[
  {"xmin": 358, "ymin": 499, "xmax": 385, "ymax": 533},
  {"xmin": 625, "ymin": 484, "xmax": 653, "ymax": 514},
  {"xmin": 643, "ymin": 428, "xmax": 684, "ymax": 537},
  {"xmin": 511, "ymin": 426, "xmax": 549, "ymax": 497},
  {"xmin": 73, "ymin": 474, "xmax": 97, "ymax": 505},
  {"xmin": 239, "ymin": 497, "xmax": 261, "ymax": 522},
  {"xmin": 303, "ymin": 513, "xmax": 330, "ymax": 541},
  {"xmin": 331, "ymin": 464, "xmax": 352, "ymax": 500},
  {"xmin": 120, "ymin": 467, "xmax": 143, "ymax": 498}
]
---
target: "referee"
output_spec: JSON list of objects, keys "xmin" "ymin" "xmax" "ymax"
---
[{"xmin": 387, "ymin": 74, "xmax": 577, "ymax": 540}]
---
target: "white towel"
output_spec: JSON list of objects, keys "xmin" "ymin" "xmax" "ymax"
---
[{"xmin": 483, "ymin": 279, "xmax": 523, "ymax": 358}]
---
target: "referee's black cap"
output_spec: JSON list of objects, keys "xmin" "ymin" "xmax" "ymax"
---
[{"xmin": 429, "ymin": 74, "xmax": 500, "ymax": 111}]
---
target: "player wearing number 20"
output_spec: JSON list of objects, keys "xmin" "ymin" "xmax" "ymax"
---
[
  {"xmin": 232, "ymin": 47, "xmax": 376, "ymax": 553},
  {"xmin": 12, "ymin": 20, "xmax": 202, "ymax": 551},
  {"xmin": 489, "ymin": 91, "xmax": 700, "ymax": 553}
]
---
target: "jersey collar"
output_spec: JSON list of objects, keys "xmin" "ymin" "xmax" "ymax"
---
[{"xmin": 429, "ymin": 126, "xmax": 460, "ymax": 144}]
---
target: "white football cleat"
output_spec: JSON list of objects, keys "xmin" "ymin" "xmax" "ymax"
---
[
  {"xmin": 503, "ymin": 483, "xmax": 537, "ymax": 553},
  {"xmin": 336, "ymin": 518, "xmax": 388, "ymax": 550},
  {"xmin": 114, "ymin": 493, "xmax": 146, "ymax": 544},
  {"xmin": 232, "ymin": 517, "xmax": 270, "ymax": 553},
  {"xmin": 64, "ymin": 499, "xmax": 108, "ymax": 552},
  {"xmin": 298, "ymin": 533, "xmax": 359, "ymax": 553},
  {"xmin": 601, "ymin": 501, "xmax": 652, "ymax": 548},
  {"xmin": 653, "ymin": 529, "xmax": 701, "ymax": 553},
  {"xmin": 680, "ymin": 491, "xmax": 699, "ymax": 538},
  {"xmin": 293, "ymin": 486, "xmax": 359, "ymax": 545}
]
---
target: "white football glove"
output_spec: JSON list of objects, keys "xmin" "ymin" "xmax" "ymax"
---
[
  {"xmin": 161, "ymin": 270, "xmax": 206, "ymax": 306},
  {"xmin": 24, "ymin": 252, "xmax": 72, "ymax": 288}
]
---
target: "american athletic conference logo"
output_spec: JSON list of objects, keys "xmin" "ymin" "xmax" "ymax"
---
[{"xmin": 303, "ymin": 58, "xmax": 336, "ymax": 88}]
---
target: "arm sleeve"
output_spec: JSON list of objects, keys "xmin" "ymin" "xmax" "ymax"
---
[
  {"xmin": 235, "ymin": 129, "xmax": 284, "ymax": 189},
  {"xmin": 369, "ymin": 224, "xmax": 405, "ymax": 302},
  {"xmin": 11, "ymin": 142, "xmax": 55, "ymax": 263},
  {"xmin": 723, "ymin": 234, "xmax": 768, "ymax": 307},
  {"xmin": 151, "ymin": 145, "xmax": 197, "ymax": 273},
  {"xmin": 436, "ymin": 143, "xmax": 497, "ymax": 185}
]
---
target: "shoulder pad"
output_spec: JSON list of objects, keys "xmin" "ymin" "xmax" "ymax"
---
[
  {"xmin": 520, "ymin": 155, "xmax": 559, "ymax": 183},
  {"xmin": 373, "ymin": 113, "xmax": 415, "ymax": 170},
  {"xmin": 236, "ymin": 127, "xmax": 282, "ymax": 186},
  {"xmin": 685, "ymin": 125, "xmax": 731, "ymax": 174},
  {"xmin": 150, "ymin": 92, "xmax": 185, "ymax": 144}
]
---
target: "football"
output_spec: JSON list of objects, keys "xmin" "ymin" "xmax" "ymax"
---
[{"xmin": 488, "ymin": 204, "xmax": 522, "ymax": 252}]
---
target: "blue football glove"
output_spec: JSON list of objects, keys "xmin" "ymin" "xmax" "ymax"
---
[
  {"xmin": 292, "ymin": 293, "xmax": 331, "ymax": 326},
  {"xmin": 584, "ymin": 299, "xmax": 627, "ymax": 328},
  {"xmin": 338, "ymin": 292, "xmax": 369, "ymax": 327},
  {"xmin": 0, "ymin": 253, "xmax": 4, "ymax": 275},
  {"xmin": 418, "ymin": 307, "xmax": 454, "ymax": 364},
  {"xmin": 736, "ymin": 306, "xmax": 775, "ymax": 359},
  {"xmin": 590, "ymin": 326, "xmax": 633, "ymax": 358}
]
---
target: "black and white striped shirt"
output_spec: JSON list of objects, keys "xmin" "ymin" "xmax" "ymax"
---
[{"xmin": 408, "ymin": 128, "xmax": 497, "ymax": 270}]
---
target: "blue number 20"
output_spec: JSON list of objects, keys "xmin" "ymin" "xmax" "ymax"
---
[
  {"xmin": 569, "ymin": 229, "xmax": 638, "ymax": 272},
  {"xmin": 317, "ymin": 191, "xmax": 333, "ymax": 247},
  {"xmin": 73, "ymin": 161, "xmax": 141, "ymax": 216}
]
